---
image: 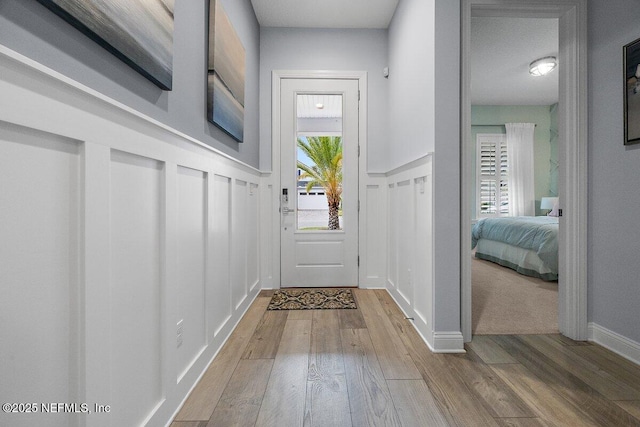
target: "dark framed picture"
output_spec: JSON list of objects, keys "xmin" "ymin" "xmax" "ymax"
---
[
  {"xmin": 36, "ymin": 0, "xmax": 174, "ymax": 90},
  {"xmin": 624, "ymin": 37, "xmax": 640, "ymax": 145},
  {"xmin": 207, "ymin": 0, "xmax": 245, "ymax": 142}
]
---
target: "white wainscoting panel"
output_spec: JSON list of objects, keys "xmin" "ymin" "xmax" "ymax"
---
[
  {"xmin": 387, "ymin": 183, "xmax": 398, "ymax": 290},
  {"xmin": 109, "ymin": 150, "xmax": 164, "ymax": 426},
  {"xmin": 259, "ymin": 182, "xmax": 275, "ymax": 288},
  {"xmin": 210, "ymin": 175, "xmax": 233, "ymax": 339},
  {"xmin": 396, "ymin": 180, "xmax": 413, "ymax": 306},
  {"xmin": 176, "ymin": 166, "xmax": 207, "ymax": 382},
  {"xmin": 0, "ymin": 47, "xmax": 263, "ymax": 427},
  {"xmin": 0, "ymin": 122, "xmax": 80, "ymax": 427},
  {"xmin": 232, "ymin": 180, "xmax": 249, "ymax": 310},
  {"xmin": 360, "ymin": 182, "xmax": 386, "ymax": 286},
  {"xmin": 247, "ymin": 183, "xmax": 260, "ymax": 292},
  {"xmin": 413, "ymin": 175, "xmax": 433, "ymax": 328},
  {"xmin": 385, "ymin": 155, "xmax": 436, "ymax": 350}
]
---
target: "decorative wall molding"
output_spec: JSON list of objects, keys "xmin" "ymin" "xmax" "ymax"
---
[
  {"xmin": 589, "ymin": 323, "xmax": 640, "ymax": 366},
  {"xmin": 0, "ymin": 44, "xmax": 262, "ymax": 427},
  {"xmin": 384, "ymin": 153, "xmax": 433, "ymax": 177},
  {"xmin": 383, "ymin": 154, "xmax": 459, "ymax": 351},
  {"xmin": 0, "ymin": 44, "xmax": 263, "ymax": 175},
  {"xmin": 359, "ymin": 176, "xmax": 388, "ymax": 288}
]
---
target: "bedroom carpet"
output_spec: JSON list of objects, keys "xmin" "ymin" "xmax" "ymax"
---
[{"xmin": 472, "ymin": 255, "xmax": 558, "ymax": 335}]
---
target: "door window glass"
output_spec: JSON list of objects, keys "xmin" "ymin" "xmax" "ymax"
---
[{"xmin": 296, "ymin": 94, "xmax": 343, "ymax": 231}]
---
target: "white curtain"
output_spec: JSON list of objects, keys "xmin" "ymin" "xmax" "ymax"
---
[{"xmin": 506, "ymin": 123, "xmax": 536, "ymax": 216}]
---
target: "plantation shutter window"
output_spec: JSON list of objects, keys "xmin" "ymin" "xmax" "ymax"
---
[{"xmin": 476, "ymin": 134, "xmax": 508, "ymax": 217}]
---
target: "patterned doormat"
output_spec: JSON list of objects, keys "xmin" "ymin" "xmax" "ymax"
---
[{"xmin": 267, "ymin": 288, "xmax": 357, "ymax": 310}]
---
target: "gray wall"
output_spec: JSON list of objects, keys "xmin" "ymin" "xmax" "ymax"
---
[
  {"xmin": 589, "ymin": 0, "xmax": 640, "ymax": 343},
  {"xmin": 0, "ymin": 0, "xmax": 261, "ymax": 167},
  {"xmin": 387, "ymin": 0, "xmax": 461, "ymax": 334},
  {"xmin": 388, "ymin": 0, "xmax": 435, "ymax": 168},
  {"xmin": 433, "ymin": 0, "xmax": 461, "ymax": 333},
  {"xmin": 259, "ymin": 27, "xmax": 389, "ymax": 172}
]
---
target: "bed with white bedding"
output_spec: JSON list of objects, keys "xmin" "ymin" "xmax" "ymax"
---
[{"xmin": 472, "ymin": 216, "xmax": 559, "ymax": 281}]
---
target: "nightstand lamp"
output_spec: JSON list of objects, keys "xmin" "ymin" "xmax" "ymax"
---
[{"xmin": 540, "ymin": 197, "xmax": 559, "ymax": 216}]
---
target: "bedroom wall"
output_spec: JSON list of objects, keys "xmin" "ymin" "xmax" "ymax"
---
[
  {"xmin": 589, "ymin": 0, "xmax": 640, "ymax": 348},
  {"xmin": 549, "ymin": 103, "xmax": 559, "ymax": 197},
  {"xmin": 471, "ymin": 105, "xmax": 554, "ymax": 216},
  {"xmin": 258, "ymin": 27, "xmax": 389, "ymax": 172},
  {"xmin": 0, "ymin": 0, "xmax": 261, "ymax": 168}
]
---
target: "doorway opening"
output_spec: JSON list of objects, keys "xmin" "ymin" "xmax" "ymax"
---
[
  {"xmin": 469, "ymin": 16, "xmax": 560, "ymax": 335},
  {"xmin": 461, "ymin": 0, "xmax": 588, "ymax": 342}
]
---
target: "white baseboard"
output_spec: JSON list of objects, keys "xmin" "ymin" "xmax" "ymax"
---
[
  {"xmin": 358, "ymin": 285, "xmax": 387, "ymax": 290},
  {"xmin": 432, "ymin": 332, "xmax": 466, "ymax": 353},
  {"xmin": 385, "ymin": 288, "xmax": 465, "ymax": 354},
  {"xmin": 589, "ymin": 322, "xmax": 640, "ymax": 366}
]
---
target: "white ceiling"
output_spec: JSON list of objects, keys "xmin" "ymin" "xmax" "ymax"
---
[
  {"xmin": 251, "ymin": 0, "xmax": 399, "ymax": 29},
  {"xmin": 297, "ymin": 95, "xmax": 342, "ymax": 118},
  {"xmin": 471, "ymin": 17, "xmax": 559, "ymax": 105},
  {"xmin": 250, "ymin": 4, "xmax": 558, "ymax": 106}
]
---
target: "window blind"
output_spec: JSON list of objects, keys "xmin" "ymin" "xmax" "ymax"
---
[{"xmin": 477, "ymin": 135, "xmax": 508, "ymax": 216}]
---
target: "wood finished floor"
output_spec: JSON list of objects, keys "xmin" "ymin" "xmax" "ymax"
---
[{"xmin": 171, "ymin": 289, "xmax": 640, "ymax": 427}]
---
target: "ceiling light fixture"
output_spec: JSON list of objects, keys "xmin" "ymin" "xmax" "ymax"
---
[
  {"xmin": 315, "ymin": 103, "xmax": 324, "ymax": 109},
  {"xmin": 529, "ymin": 56, "xmax": 557, "ymax": 77}
]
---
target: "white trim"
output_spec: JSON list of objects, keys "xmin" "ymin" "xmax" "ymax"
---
[
  {"xmin": 270, "ymin": 70, "xmax": 368, "ymax": 289},
  {"xmin": 589, "ymin": 323, "xmax": 640, "ymax": 366},
  {"xmin": 385, "ymin": 289, "xmax": 465, "ymax": 354},
  {"xmin": 461, "ymin": 0, "xmax": 474, "ymax": 345},
  {"xmin": 460, "ymin": 0, "xmax": 588, "ymax": 342},
  {"xmin": 272, "ymin": 69, "xmax": 369, "ymax": 82},
  {"xmin": 0, "ymin": 44, "xmax": 263, "ymax": 175},
  {"xmin": 384, "ymin": 153, "xmax": 434, "ymax": 177},
  {"xmin": 432, "ymin": 333, "xmax": 466, "ymax": 354}
]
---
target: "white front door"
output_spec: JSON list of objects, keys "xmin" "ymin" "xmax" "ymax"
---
[{"xmin": 280, "ymin": 78, "xmax": 359, "ymax": 287}]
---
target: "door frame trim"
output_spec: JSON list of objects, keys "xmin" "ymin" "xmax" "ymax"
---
[
  {"xmin": 271, "ymin": 70, "xmax": 368, "ymax": 288},
  {"xmin": 460, "ymin": 0, "xmax": 588, "ymax": 341}
]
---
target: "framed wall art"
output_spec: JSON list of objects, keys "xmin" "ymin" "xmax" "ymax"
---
[
  {"xmin": 624, "ymin": 36, "xmax": 640, "ymax": 145},
  {"xmin": 207, "ymin": 0, "xmax": 245, "ymax": 142},
  {"xmin": 36, "ymin": 0, "xmax": 174, "ymax": 90}
]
